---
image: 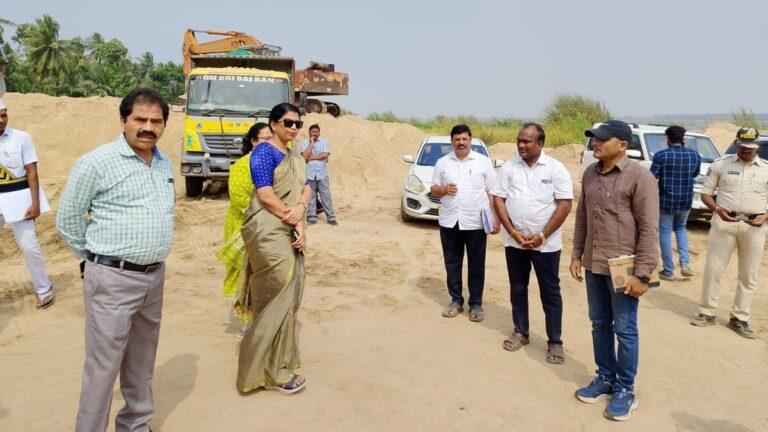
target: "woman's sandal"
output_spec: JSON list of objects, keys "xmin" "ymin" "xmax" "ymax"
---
[
  {"xmin": 267, "ymin": 374, "xmax": 307, "ymax": 395},
  {"xmin": 502, "ymin": 332, "xmax": 529, "ymax": 352},
  {"xmin": 546, "ymin": 343, "xmax": 565, "ymax": 365}
]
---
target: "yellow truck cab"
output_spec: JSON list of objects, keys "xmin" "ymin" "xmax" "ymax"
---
[{"xmin": 180, "ymin": 66, "xmax": 291, "ymax": 196}]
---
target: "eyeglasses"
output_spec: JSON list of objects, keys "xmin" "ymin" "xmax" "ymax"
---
[{"xmin": 281, "ymin": 119, "xmax": 304, "ymax": 129}]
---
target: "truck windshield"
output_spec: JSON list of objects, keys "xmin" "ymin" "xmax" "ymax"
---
[
  {"xmin": 417, "ymin": 143, "xmax": 489, "ymax": 166},
  {"xmin": 644, "ymin": 133, "xmax": 721, "ymax": 163},
  {"xmin": 187, "ymin": 75, "xmax": 288, "ymax": 116}
]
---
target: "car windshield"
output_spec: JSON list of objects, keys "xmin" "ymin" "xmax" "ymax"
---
[
  {"xmin": 417, "ymin": 143, "xmax": 488, "ymax": 166},
  {"xmin": 645, "ymin": 133, "xmax": 721, "ymax": 162},
  {"xmin": 187, "ymin": 75, "xmax": 289, "ymax": 116},
  {"xmin": 725, "ymin": 139, "xmax": 768, "ymax": 160}
]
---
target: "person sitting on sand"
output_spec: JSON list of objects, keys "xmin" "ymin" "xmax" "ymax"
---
[
  {"xmin": 430, "ymin": 124, "xmax": 499, "ymax": 322},
  {"xmin": 236, "ymin": 103, "xmax": 311, "ymax": 395}
]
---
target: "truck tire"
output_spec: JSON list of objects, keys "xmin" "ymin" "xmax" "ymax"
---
[
  {"xmin": 326, "ymin": 103, "xmax": 341, "ymax": 118},
  {"xmin": 306, "ymin": 99, "xmax": 324, "ymax": 114},
  {"xmin": 185, "ymin": 177, "xmax": 204, "ymax": 197}
]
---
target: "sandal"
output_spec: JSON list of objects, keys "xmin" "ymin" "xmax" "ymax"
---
[
  {"xmin": 546, "ymin": 343, "xmax": 565, "ymax": 365},
  {"xmin": 468, "ymin": 307, "xmax": 484, "ymax": 322},
  {"xmin": 442, "ymin": 302, "xmax": 464, "ymax": 318},
  {"xmin": 502, "ymin": 332, "xmax": 529, "ymax": 352},
  {"xmin": 267, "ymin": 374, "xmax": 307, "ymax": 395},
  {"xmin": 36, "ymin": 289, "xmax": 55, "ymax": 309}
]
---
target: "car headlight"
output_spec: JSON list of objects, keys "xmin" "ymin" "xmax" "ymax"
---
[
  {"xmin": 406, "ymin": 175, "xmax": 426, "ymax": 194},
  {"xmin": 694, "ymin": 174, "xmax": 706, "ymax": 185}
]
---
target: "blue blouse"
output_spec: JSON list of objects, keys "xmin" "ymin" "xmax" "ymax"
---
[{"xmin": 249, "ymin": 142, "xmax": 286, "ymax": 189}]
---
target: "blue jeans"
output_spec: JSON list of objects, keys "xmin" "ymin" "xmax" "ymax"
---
[
  {"xmin": 585, "ymin": 271, "xmax": 639, "ymax": 392},
  {"xmin": 659, "ymin": 209, "xmax": 690, "ymax": 275}
]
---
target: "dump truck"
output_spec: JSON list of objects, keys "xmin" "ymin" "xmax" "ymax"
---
[{"xmin": 179, "ymin": 29, "xmax": 349, "ymax": 197}]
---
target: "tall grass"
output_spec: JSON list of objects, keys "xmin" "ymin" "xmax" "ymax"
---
[
  {"xmin": 366, "ymin": 93, "xmax": 611, "ymax": 147},
  {"xmin": 732, "ymin": 107, "xmax": 760, "ymax": 129}
]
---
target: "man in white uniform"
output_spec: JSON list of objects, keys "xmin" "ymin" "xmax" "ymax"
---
[
  {"xmin": 0, "ymin": 98, "xmax": 54, "ymax": 308},
  {"xmin": 431, "ymin": 124, "xmax": 499, "ymax": 322}
]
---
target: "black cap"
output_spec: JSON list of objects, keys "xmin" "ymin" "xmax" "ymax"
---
[
  {"xmin": 735, "ymin": 127, "xmax": 760, "ymax": 149},
  {"xmin": 585, "ymin": 120, "xmax": 632, "ymax": 143}
]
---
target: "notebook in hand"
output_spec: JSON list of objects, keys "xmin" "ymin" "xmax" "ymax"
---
[
  {"xmin": 608, "ymin": 255, "xmax": 660, "ymax": 292},
  {"xmin": 480, "ymin": 205, "xmax": 495, "ymax": 234}
]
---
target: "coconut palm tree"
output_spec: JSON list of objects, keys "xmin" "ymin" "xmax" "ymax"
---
[
  {"xmin": 0, "ymin": 18, "xmax": 15, "ymax": 44},
  {"xmin": 23, "ymin": 15, "xmax": 70, "ymax": 80}
]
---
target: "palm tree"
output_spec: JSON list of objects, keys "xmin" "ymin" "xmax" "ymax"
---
[
  {"xmin": 137, "ymin": 52, "xmax": 154, "ymax": 82},
  {"xmin": 0, "ymin": 18, "xmax": 15, "ymax": 44},
  {"xmin": 23, "ymin": 15, "xmax": 70, "ymax": 80}
]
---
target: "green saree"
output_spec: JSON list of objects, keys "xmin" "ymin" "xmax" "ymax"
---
[{"xmin": 236, "ymin": 146, "xmax": 307, "ymax": 392}]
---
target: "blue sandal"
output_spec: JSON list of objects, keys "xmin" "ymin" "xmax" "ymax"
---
[{"xmin": 267, "ymin": 374, "xmax": 307, "ymax": 395}]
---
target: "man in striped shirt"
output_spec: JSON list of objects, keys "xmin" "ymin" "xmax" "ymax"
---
[
  {"xmin": 650, "ymin": 125, "xmax": 701, "ymax": 281},
  {"xmin": 57, "ymin": 88, "xmax": 174, "ymax": 432}
]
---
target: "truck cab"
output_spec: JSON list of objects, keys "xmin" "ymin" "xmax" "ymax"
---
[{"xmin": 180, "ymin": 67, "xmax": 291, "ymax": 197}]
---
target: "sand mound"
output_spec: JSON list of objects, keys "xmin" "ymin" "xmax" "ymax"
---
[{"xmin": 704, "ymin": 121, "xmax": 739, "ymax": 153}]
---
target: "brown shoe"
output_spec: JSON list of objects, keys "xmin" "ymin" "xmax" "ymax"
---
[
  {"xmin": 680, "ymin": 266, "xmax": 695, "ymax": 278},
  {"xmin": 442, "ymin": 302, "xmax": 463, "ymax": 318}
]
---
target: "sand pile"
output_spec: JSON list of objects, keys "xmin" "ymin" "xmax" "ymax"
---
[{"xmin": 704, "ymin": 121, "xmax": 740, "ymax": 153}]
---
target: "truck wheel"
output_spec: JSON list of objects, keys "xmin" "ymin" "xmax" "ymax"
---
[
  {"xmin": 185, "ymin": 177, "xmax": 204, "ymax": 197},
  {"xmin": 306, "ymin": 99, "xmax": 324, "ymax": 114},
  {"xmin": 326, "ymin": 103, "xmax": 341, "ymax": 118}
]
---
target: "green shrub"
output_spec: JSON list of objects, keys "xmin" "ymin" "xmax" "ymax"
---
[{"xmin": 732, "ymin": 107, "xmax": 760, "ymax": 129}]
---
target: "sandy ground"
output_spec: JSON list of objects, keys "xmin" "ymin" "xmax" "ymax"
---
[{"xmin": 1, "ymin": 93, "xmax": 767, "ymax": 431}]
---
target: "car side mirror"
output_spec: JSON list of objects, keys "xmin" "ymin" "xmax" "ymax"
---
[
  {"xmin": 403, "ymin": 155, "xmax": 414, "ymax": 163},
  {"xmin": 626, "ymin": 149, "xmax": 643, "ymax": 160},
  {"xmin": 495, "ymin": 159, "xmax": 504, "ymax": 168}
]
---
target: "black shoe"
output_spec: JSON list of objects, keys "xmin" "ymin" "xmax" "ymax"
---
[
  {"xmin": 728, "ymin": 317, "xmax": 757, "ymax": 339},
  {"xmin": 328, "ymin": 220, "xmax": 338, "ymax": 226},
  {"xmin": 308, "ymin": 220, "xmax": 317, "ymax": 225}
]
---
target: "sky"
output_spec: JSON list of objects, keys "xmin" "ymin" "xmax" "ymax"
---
[{"xmin": 5, "ymin": 0, "xmax": 768, "ymax": 118}]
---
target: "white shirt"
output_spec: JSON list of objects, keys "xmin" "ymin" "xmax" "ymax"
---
[
  {"xmin": 0, "ymin": 127, "xmax": 38, "ymax": 179},
  {"xmin": 432, "ymin": 150, "xmax": 496, "ymax": 230},
  {"xmin": 490, "ymin": 153, "xmax": 573, "ymax": 252}
]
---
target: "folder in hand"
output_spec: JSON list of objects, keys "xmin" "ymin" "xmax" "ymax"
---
[
  {"xmin": 481, "ymin": 205, "xmax": 495, "ymax": 234},
  {"xmin": 608, "ymin": 255, "xmax": 660, "ymax": 292}
]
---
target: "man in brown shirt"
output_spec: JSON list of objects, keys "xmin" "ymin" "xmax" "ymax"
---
[{"xmin": 570, "ymin": 120, "xmax": 659, "ymax": 422}]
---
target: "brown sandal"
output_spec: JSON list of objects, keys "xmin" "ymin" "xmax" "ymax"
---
[
  {"xmin": 442, "ymin": 302, "xmax": 463, "ymax": 318},
  {"xmin": 546, "ymin": 343, "xmax": 565, "ymax": 364},
  {"xmin": 502, "ymin": 332, "xmax": 529, "ymax": 352},
  {"xmin": 468, "ymin": 307, "xmax": 484, "ymax": 322}
]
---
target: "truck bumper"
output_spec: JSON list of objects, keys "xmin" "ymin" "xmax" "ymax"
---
[{"xmin": 180, "ymin": 153, "xmax": 236, "ymax": 178}]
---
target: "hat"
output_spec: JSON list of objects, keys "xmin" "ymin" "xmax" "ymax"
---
[
  {"xmin": 735, "ymin": 127, "xmax": 760, "ymax": 149},
  {"xmin": 0, "ymin": 99, "xmax": 6, "ymax": 110},
  {"xmin": 585, "ymin": 120, "xmax": 632, "ymax": 143}
]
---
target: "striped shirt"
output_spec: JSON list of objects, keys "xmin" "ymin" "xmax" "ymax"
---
[
  {"xmin": 650, "ymin": 146, "xmax": 701, "ymax": 213},
  {"xmin": 56, "ymin": 135, "xmax": 175, "ymax": 264}
]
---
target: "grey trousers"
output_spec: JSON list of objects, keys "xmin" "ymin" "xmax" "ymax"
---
[
  {"xmin": 75, "ymin": 260, "xmax": 165, "ymax": 432},
  {"xmin": 307, "ymin": 176, "xmax": 336, "ymax": 221}
]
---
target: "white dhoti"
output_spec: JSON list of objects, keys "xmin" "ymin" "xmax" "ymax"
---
[{"xmin": 0, "ymin": 214, "xmax": 52, "ymax": 295}]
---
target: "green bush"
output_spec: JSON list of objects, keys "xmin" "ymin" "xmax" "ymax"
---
[{"xmin": 732, "ymin": 107, "xmax": 760, "ymax": 129}]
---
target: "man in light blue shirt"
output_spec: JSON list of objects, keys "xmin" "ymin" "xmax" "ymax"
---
[
  {"xmin": 57, "ymin": 88, "xmax": 174, "ymax": 432},
  {"xmin": 301, "ymin": 123, "xmax": 337, "ymax": 225}
]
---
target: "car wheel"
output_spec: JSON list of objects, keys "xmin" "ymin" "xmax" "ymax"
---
[{"xmin": 400, "ymin": 200, "xmax": 414, "ymax": 223}]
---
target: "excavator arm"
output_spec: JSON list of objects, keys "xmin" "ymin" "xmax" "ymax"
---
[{"xmin": 182, "ymin": 29, "xmax": 263, "ymax": 75}]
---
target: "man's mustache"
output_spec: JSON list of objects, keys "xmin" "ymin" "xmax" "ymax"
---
[{"xmin": 137, "ymin": 130, "xmax": 157, "ymax": 139}]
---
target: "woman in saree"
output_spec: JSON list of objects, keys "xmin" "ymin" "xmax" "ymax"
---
[
  {"xmin": 237, "ymin": 103, "xmax": 311, "ymax": 395},
  {"xmin": 218, "ymin": 123, "xmax": 273, "ymax": 334}
]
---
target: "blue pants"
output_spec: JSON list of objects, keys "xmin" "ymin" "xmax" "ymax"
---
[
  {"xmin": 585, "ymin": 271, "xmax": 639, "ymax": 392},
  {"xmin": 659, "ymin": 209, "xmax": 690, "ymax": 275}
]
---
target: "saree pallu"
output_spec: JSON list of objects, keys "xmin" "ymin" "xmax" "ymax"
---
[
  {"xmin": 236, "ymin": 147, "xmax": 307, "ymax": 392},
  {"xmin": 217, "ymin": 154, "xmax": 254, "ymax": 299}
]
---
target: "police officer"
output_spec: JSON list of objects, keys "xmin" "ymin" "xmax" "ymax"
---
[{"xmin": 691, "ymin": 127, "xmax": 768, "ymax": 339}]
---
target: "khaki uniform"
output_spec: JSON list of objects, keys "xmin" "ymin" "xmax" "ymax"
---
[{"xmin": 699, "ymin": 154, "xmax": 768, "ymax": 321}]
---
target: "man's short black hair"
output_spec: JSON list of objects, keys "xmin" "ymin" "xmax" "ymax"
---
[
  {"xmin": 450, "ymin": 124, "xmax": 472, "ymax": 138},
  {"xmin": 522, "ymin": 122, "xmax": 546, "ymax": 144},
  {"xmin": 309, "ymin": 123, "xmax": 320, "ymax": 132},
  {"xmin": 665, "ymin": 125, "xmax": 686, "ymax": 144},
  {"xmin": 120, "ymin": 87, "xmax": 170, "ymax": 123}
]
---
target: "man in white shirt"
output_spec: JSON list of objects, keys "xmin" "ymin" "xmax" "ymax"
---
[
  {"xmin": 491, "ymin": 123, "xmax": 573, "ymax": 364},
  {"xmin": 430, "ymin": 125, "xmax": 499, "ymax": 322},
  {"xmin": 0, "ymin": 98, "xmax": 54, "ymax": 308}
]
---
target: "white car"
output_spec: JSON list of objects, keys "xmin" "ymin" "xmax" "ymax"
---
[
  {"xmin": 580, "ymin": 123, "xmax": 721, "ymax": 220},
  {"xmin": 401, "ymin": 136, "xmax": 502, "ymax": 222}
]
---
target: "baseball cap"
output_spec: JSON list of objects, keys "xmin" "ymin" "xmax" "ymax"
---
[
  {"xmin": 585, "ymin": 120, "xmax": 632, "ymax": 143},
  {"xmin": 735, "ymin": 127, "xmax": 760, "ymax": 149}
]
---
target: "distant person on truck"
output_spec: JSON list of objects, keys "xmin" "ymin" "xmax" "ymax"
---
[
  {"xmin": 431, "ymin": 124, "xmax": 499, "ymax": 322},
  {"xmin": 691, "ymin": 127, "xmax": 768, "ymax": 339},
  {"xmin": 217, "ymin": 123, "xmax": 272, "ymax": 333},
  {"xmin": 649, "ymin": 125, "xmax": 700, "ymax": 281},
  {"xmin": 0, "ymin": 98, "xmax": 54, "ymax": 309},
  {"xmin": 301, "ymin": 124, "xmax": 337, "ymax": 225},
  {"xmin": 237, "ymin": 103, "xmax": 311, "ymax": 395}
]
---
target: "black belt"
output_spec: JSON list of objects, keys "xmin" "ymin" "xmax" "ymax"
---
[
  {"xmin": 86, "ymin": 252, "xmax": 163, "ymax": 273},
  {"xmin": 0, "ymin": 179, "xmax": 29, "ymax": 193}
]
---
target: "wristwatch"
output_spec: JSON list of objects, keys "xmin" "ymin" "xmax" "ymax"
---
[{"xmin": 636, "ymin": 276, "xmax": 650, "ymax": 284}]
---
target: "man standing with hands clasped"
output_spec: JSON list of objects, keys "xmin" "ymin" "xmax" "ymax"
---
[
  {"xmin": 57, "ymin": 88, "xmax": 174, "ymax": 432},
  {"xmin": 570, "ymin": 120, "xmax": 659, "ymax": 422},
  {"xmin": 491, "ymin": 123, "xmax": 573, "ymax": 364},
  {"xmin": 431, "ymin": 124, "xmax": 499, "ymax": 322},
  {"xmin": 301, "ymin": 123, "xmax": 337, "ymax": 225},
  {"xmin": 691, "ymin": 127, "xmax": 768, "ymax": 339}
]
